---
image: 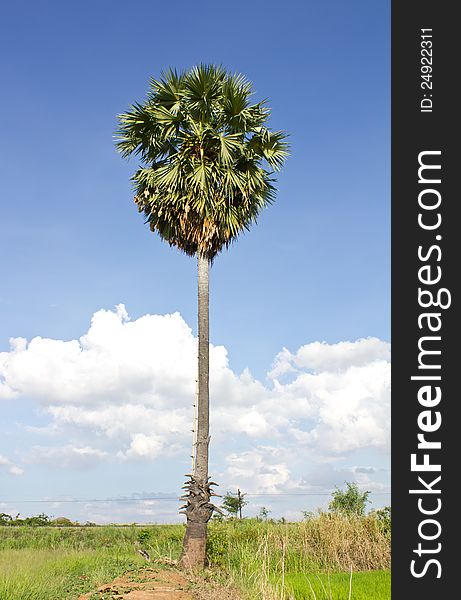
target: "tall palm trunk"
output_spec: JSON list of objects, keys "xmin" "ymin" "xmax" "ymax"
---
[
  {"xmin": 195, "ymin": 253, "xmax": 210, "ymax": 487},
  {"xmin": 179, "ymin": 254, "xmax": 214, "ymax": 568}
]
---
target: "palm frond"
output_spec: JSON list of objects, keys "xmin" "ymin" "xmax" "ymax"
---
[{"xmin": 116, "ymin": 64, "xmax": 289, "ymax": 259}]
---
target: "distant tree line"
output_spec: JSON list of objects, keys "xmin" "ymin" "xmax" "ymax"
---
[
  {"xmin": 0, "ymin": 513, "xmax": 96, "ymax": 527},
  {"xmin": 1, "ymin": 483, "xmax": 391, "ymax": 530}
]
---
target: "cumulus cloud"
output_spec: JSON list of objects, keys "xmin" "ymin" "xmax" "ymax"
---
[
  {"xmin": 299, "ymin": 462, "xmax": 389, "ymax": 494},
  {"xmin": 8, "ymin": 466, "xmax": 25, "ymax": 476},
  {"xmin": 269, "ymin": 337, "xmax": 390, "ymax": 378},
  {"xmin": 0, "ymin": 454, "xmax": 24, "ymax": 476},
  {"xmin": 221, "ymin": 448, "xmax": 390, "ymax": 497},
  {"xmin": 28, "ymin": 445, "xmax": 108, "ymax": 469},
  {"xmin": 0, "ymin": 305, "xmax": 390, "ymax": 487},
  {"xmin": 222, "ymin": 446, "xmax": 293, "ymax": 493},
  {"xmin": 0, "ymin": 305, "xmax": 197, "ymax": 405},
  {"xmin": 122, "ymin": 433, "xmax": 165, "ymax": 461}
]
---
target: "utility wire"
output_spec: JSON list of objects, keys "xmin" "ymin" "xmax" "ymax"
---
[{"xmin": 0, "ymin": 491, "xmax": 391, "ymax": 504}]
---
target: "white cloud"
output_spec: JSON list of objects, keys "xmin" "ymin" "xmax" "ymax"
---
[
  {"xmin": 122, "ymin": 433, "xmax": 165, "ymax": 460},
  {"xmin": 299, "ymin": 462, "xmax": 390, "ymax": 494},
  {"xmin": 47, "ymin": 404, "xmax": 190, "ymax": 440},
  {"xmin": 0, "ymin": 305, "xmax": 390, "ymax": 483},
  {"xmin": 76, "ymin": 497, "xmax": 180, "ymax": 525},
  {"xmin": 8, "ymin": 466, "xmax": 24, "ymax": 476},
  {"xmin": 0, "ymin": 454, "xmax": 24, "ymax": 476},
  {"xmin": 0, "ymin": 305, "xmax": 196, "ymax": 405},
  {"xmin": 269, "ymin": 337, "xmax": 390, "ymax": 377},
  {"xmin": 222, "ymin": 446, "xmax": 293, "ymax": 493},
  {"xmin": 28, "ymin": 445, "xmax": 108, "ymax": 469}
]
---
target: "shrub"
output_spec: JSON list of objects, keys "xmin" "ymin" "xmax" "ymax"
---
[
  {"xmin": 328, "ymin": 482, "xmax": 370, "ymax": 517},
  {"xmin": 51, "ymin": 517, "xmax": 76, "ymax": 527},
  {"xmin": 371, "ymin": 506, "xmax": 391, "ymax": 536}
]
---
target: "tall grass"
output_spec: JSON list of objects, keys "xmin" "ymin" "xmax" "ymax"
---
[
  {"xmin": 0, "ymin": 524, "xmax": 183, "ymax": 552},
  {"xmin": 206, "ymin": 514, "xmax": 390, "ymax": 571},
  {"xmin": 0, "ymin": 548, "xmax": 142, "ymax": 600},
  {"xmin": 0, "ymin": 515, "xmax": 390, "ymax": 599},
  {"xmin": 204, "ymin": 515, "xmax": 390, "ymax": 599},
  {"xmin": 0, "ymin": 526, "xmax": 179, "ymax": 600}
]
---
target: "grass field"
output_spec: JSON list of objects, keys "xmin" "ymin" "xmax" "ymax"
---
[
  {"xmin": 283, "ymin": 571, "xmax": 390, "ymax": 600},
  {"xmin": 0, "ymin": 516, "xmax": 390, "ymax": 599},
  {"xmin": 0, "ymin": 548, "xmax": 143, "ymax": 600}
]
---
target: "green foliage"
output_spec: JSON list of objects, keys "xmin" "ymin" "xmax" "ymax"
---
[
  {"xmin": 328, "ymin": 482, "xmax": 371, "ymax": 517},
  {"xmin": 301, "ymin": 510, "xmax": 315, "ymax": 521},
  {"xmin": 116, "ymin": 64, "xmax": 289, "ymax": 260},
  {"xmin": 0, "ymin": 513, "xmax": 78, "ymax": 527},
  {"xmin": 21, "ymin": 513, "xmax": 52, "ymax": 527},
  {"xmin": 371, "ymin": 506, "xmax": 391, "ymax": 536},
  {"xmin": 0, "ymin": 524, "xmax": 183, "ymax": 553},
  {"xmin": 137, "ymin": 528, "xmax": 151, "ymax": 546},
  {"xmin": 284, "ymin": 570, "xmax": 391, "ymax": 600},
  {"xmin": 206, "ymin": 522, "xmax": 229, "ymax": 567},
  {"xmin": 0, "ymin": 514, "xmax": 13, "ymax": 526},
  {"xmin": 221, "ymin": 491, "xmax": 248, "ymax": 518},
  {"xmin": 0, "ymin": 520, "xmax": 390, "ymax": 599},
  {"xmin": 51, "ymin": 517, "xmax": 76, "ymax": 527},
  {"xmin": 257, "ymin": 506, "xmax": 271, "ymax": 521},
  {"xmin": 0, "ymin": 548, "xmax": 141, "ymax": 600},
  {"xmin": 206, "ymin": 516, "xmax": 389, "ymax": 598}
]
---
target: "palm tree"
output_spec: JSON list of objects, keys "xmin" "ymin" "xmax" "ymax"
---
[{"xmin": 116, "ymin": 64, "xmax": 288, "ymax": 568}]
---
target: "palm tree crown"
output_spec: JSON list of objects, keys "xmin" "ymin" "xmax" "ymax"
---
[{"xmin": 116, "ymin": 64, "xmax": 288, "ymax": 260}]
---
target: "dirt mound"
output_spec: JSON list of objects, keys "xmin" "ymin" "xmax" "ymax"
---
[
  {"xmin": 78, "ymin": 566, "xmax": 239, "ymax": 600},
  {"xmin": 79, "ymin": 567, "xmax": 193, "ymax": 599}
]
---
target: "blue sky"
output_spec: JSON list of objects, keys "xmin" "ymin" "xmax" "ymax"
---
[{"xmin": 0, "ymin": 0, "xmax": 390, "ymax": 523}]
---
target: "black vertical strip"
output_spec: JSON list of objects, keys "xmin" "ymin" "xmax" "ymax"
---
[{"xmin": 392, "ymin": 2, "xmax": 456, "ymax": 597}]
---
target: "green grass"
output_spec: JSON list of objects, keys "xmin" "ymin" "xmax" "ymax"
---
[
  {"xmin": 283, "ymin": 571, "xmax": 390, "ymax": 600},
  {"xmin": 0, "ymin": 525, "xmax": 182, "ymax": 600},
  {"xmin": 0, "ymin": 548, "xmax": 143, "ymax": 600},
  {"xmin": 205, "ymin": 517, "xmax": 390, "ymax": 599},
  {"xmin": 0, "ymin": 524, "xmax": 183, "ymax": 552},
  {"xmin": 0, "ymin": 517, "xmax": 390, "ymax": 599}
]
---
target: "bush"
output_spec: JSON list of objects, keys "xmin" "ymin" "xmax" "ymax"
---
[
  {"xmin": 0, "ymin": 513, "xmax": 54, "ymax": 527},
  {"xmin": 371, "ymin": 506, "xmax": 391, "ymax": 536},
  {"xmin": 0, "ymin": 513, "xmax": 14, "ymax": 526},
  {"xmin": 51, "ymin": 517, "xmax": 76, "ymax": 527},
  {"xmin": 206, "ymin": 523, "xmax": 229, "ymax": 567},
  {"xmin": 328, "ymin": 482, "xmax": 370, "ymax": 517},
  {"xmin": 221, "ymin": 491, "xmax": 248, "ymax": 518},
  {"xmin": 137, "ymin": 528, "xmax": 151, "ymax": 546}
]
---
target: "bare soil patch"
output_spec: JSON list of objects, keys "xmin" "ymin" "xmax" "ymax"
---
[{"xmin": 78, "ymin": 565, "xmax": 239, "ymax": 600}]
